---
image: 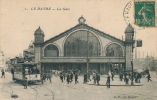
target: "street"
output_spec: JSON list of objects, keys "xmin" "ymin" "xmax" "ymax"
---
[{"xmin": 0, "ymin": 72, "xmax": 157, "ymax": 100}]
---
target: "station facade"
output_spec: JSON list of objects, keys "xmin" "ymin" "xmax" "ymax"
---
[{"xmin": 33, "ymin": 17, "xmax": 134, "ymax": 74}]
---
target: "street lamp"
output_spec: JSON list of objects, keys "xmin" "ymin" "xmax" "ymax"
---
[
  {"xmin": 86, "ymin": 30, "xmax": 89, "ymax": 73},
  {"xmin": 131, "ymin": 32, "xmax": 135, "ymax": 86}
]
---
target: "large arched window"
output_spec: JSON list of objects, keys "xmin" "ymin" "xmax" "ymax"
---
[
  {"xmin": 106, "ymin": 43, "xmax": 123, "ymax": 57},
  {"xmin": 64, "ymin": 30, "xmax": 101, "ymax": 57},
  {"xmin": 44, "ymin": 44, "xmax": 59, "ymax": 57}
]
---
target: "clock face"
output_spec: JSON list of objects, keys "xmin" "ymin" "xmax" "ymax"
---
[
  {"xmin": 80, "ymin": 18, "xmax": 84, "ymax": 22},
  {"xmin": 79, "ymin": 17, "xmax": 86, "ymax": 23}
]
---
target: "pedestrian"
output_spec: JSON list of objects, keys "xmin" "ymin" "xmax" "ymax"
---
[
  {"xmin": 11, "ymin": 68, "xmax": 14, "ymax": 80},
  {"xmin": 67, "ymin": 74, "xmax": 70, "ymax": 84},
  {"xmin": 124, "ymin": 73, "xmax": 127, "ymax": 82},
  {"xmin": 96, "ymin": 73, "xmax": 100, "ymax": 85},
  {"xmin": 92, "ymin": 73, "xmax": 96, "ymax": 84},
  {"xmin": 137, "ymin": 73, "xmax": 142, "ymax": 83},
  {"xmin": 55, "ymin": 70, "xmax": 57, "ymax": 77},
  {"xmin": 87, "ymin": 73, "xmax": 91, "ymax": 82},
  {"xmin": 41, "ymin": 73, "xmax": 44, "ymax": 85},
  {"xmin": 63, "ymin": 71, "xmax": 66, "ymax": 80},
  {"xmin": 106, "ymin": 74, "xmax": 110, "ymax": 88},
  {"xmin": 135, "ymin": 73, "xmax": 138, "ymax": 83},
  {"xmin": 111, "ymin": 72, "xmax": 114, "ymax": 81},
  {"xmin": 60, "ymin": 73, "xmax": 64, "ymax": 82},
  {"xmin": 23, "ymin": 77, "xmax": 28, "ymax": 89},
  {"xmin": 70, "ymin": 72, "xmax": 73, "ymax": 83},
  {"xmin": 75, "ymin": 74, "xmax": 79, "ymax": 84},
  {"xmin": 47, "ymin": 72, "xmax": 52, "ymax": 83},
  {"xmin": 119, "ymin": 72, "xmax": 123, "ymax": 81},
  {"xmin": 146, "ymin": 73, "xmax": 152, "ymax": 82},
  {"xmin": 125, "ymin": 75, "xmax": 129, "ymax": 85},
  {"xmin": 1, "ymin": 69, "xmax": 5, "ymax": 78},
  {"xmin": 43, "ymin": 73, "xmax": 46, "ymax": 82},
  {"xmin": 84, "ymin": 73, "xmax": 87, "ymax": 84}
]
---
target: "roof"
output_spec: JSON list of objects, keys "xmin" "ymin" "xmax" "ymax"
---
[
  {"xmin": 34, "ymin": 26, "xmax": 44, "ymax": 36},
  {"xmin": 43, "ymin": 23, "xmax": 124, "ymax": 45},
  {"xmin": 125, "ymin": 24, "xmax": 134, "ymax": 33}
]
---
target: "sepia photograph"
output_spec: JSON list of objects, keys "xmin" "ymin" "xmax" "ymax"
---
[{"xmin": 0, "ymin": 0, "xmax": 157, "ymax": 100}]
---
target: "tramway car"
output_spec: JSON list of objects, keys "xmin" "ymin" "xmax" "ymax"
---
[{"xmin": 12, "ymin": 62, "xmax": 41, "ymax": 83}]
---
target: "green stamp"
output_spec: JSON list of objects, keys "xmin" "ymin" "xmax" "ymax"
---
[{"xmin": 135, "ymin": 1, "xmax": 155, "ymax": 27}]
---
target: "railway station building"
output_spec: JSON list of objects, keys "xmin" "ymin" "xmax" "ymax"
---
[{"xmin": 33, "ymin": 16, "xmax": 134, "ymax": 74}]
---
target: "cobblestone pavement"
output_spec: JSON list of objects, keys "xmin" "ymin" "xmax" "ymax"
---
[{"xmin": 0, "ymin": 72, "xmax": 157, "ymax": 100}]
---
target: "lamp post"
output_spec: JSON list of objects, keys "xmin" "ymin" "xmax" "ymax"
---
[
  {"xmin": 87, "ymin": 30, "xmax": 89, "ymax": 73},
  {"xmin": 131, "ymin": 33, "xmax": 135, "ymax": 85}
]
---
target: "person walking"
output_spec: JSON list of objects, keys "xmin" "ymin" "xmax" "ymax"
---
[
  {"xmin": 48, "ymin": 71, "xmax": 52, "ymax": 83},
  {"xmin": 67, "ymin": 74, "xmax": 70, "ymax": 84},
  {"xmin": 111, "ymin": 72, "xmax": 114, "ymax": 81},
  {"xmin": 106, "ymin": 74, "xmax": 110, "ymax": 88},
  {"xmin": 75, "ymin": 74, "xmax": 79, "ymax": 84},
  {"xmin": 41, "ymin": 73, "xmax": 44, "ymax": 85},
  {"xmin": 1, "ymin": 69, "xmax": 5, "ymax": 78},
  {"xmin": 70, "ymin": 72, "xmax": 73, "ymax": 83},
  {"xmin": 137, "ymin": 73, "xmax": 142, "ymax": 83},
  {"xmin": 92, "ymin": 73, "xmax": 96, "ymax": 84},
  {"xmin": 60, "ymin": 73, "xmax": 64, "ymax": 82},
  {"xmin": 119, "ymin": 72, "xmax": 123, "ymax": 81},
  {"xmin": 63, "ymin": 71, "xmax": 66, "ymax": 80},
  {"xmin": 84, "ymin": 73, "xmax": 87, "ymax": 84},
  {"xmin": 125, "ymin": 75, "xmax": 129, "ymax": 85},
  {"xmin": 146, "ymin": 73, "xmax": 152, "ymax": 82},
  {"xmin": 96, "ymin": 73, "xmax": 100, "ymax": 85},
  {"xmin": 23, "ymin": 77, "xmax": 28, "ymax": 89},
  {"xmin": 87, "ymin": 73, "xmax": 91, "ymax": 82}
]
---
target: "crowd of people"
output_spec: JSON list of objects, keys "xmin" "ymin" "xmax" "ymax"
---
[
  {"xmin": 0, "ymin": 68, "xmax": 153, "ymax": 89},
  {"xmin": 39, "ymin": 68, "xmax": 153, "ymax": 89}
]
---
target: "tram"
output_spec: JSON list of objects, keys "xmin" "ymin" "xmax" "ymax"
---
[{"xmin": 12, "ymin": 62, "xmax": 41, "ymax": 83}]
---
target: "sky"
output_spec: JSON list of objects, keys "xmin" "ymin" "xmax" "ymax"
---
[{"xmin": 0, "ymin": 0, "xmax": 157, "ymax": 59}]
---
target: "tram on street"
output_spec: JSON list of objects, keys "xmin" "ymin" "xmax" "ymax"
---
[{"xmin": 12, "ymin": 62, "xmax": 41, "ymax": 83}]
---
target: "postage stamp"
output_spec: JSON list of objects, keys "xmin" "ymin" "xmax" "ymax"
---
[{"xmin": 134, "ymin": 1, "xmax": 155, "ymax": 27}]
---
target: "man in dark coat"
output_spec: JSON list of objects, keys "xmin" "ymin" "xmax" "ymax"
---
[
  {"xmin": 93, "ymin": 73, "xmax": 96, "ymax": 84},
  {"xmin": 119, "ymin": 72, "xmax": 123, "ymax": 81},
  {"xmin": 87, "ymin": 73, "xmax": 91, "ymax": 82},
  {"xmin": 47, "ymin": 72, "xmax": 52, "ymax": 83},
  {"xmin": 84, "ymin": 73, "xmax": 87, "ymax": 83},
  {"xmin": 75, "ymin": 74, "xmax": 79, "ymax": 84},
  {"xmin": 125, "ymin": 76, "xmax": 129, "ymax": 85},
  {"xmin": 70, "ymin": 72, "xmax": 73, "ymax": 83},
  {"xmin": 41, "ymin": 73, "xmax": 44, "ymax": 85},
  {"xmin": 60, "ymin": 73, "xmax": 64, "ymax": 82},
  {"xmin": 106, "ymin": 74, "xmax": 110, "ymax": 88},
  {"xmin": 111, "ymin": 72, "xmax": 114, "ymax": 81},
  {"xmin": 96, "ymin": 73, "xmax": 100, "ymax": 85},
  {"xmin": 67, "ymin": 74, "xmax": 70, "ymax": 84},
  {"xmin": 146, "ymin": 73, "xmax": 152, "ymax": 82}
]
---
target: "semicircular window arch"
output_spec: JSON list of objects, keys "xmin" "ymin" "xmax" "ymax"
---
[
  {"xmin": 44, "ymin": 44, "xmax": 59, "ymax": 57},
  {"xmin": 64, "ymin": 30, "xmax": 101, "ymax": 57},
  {"xmin": 106, "ymin": 43, "xmax": 123, "ymax": 57}
]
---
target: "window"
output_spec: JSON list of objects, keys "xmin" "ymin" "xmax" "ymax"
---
[
  {"xmin": 64, "ymin": 30, "xmax": 101, "ymax": 57},
  {"xmin": 106, "ymin": 43, "xmax": 123, "ymax": 57},
  {"xmin": 44, "ymin": 44, "xmax": 59, "ymax": 57}
]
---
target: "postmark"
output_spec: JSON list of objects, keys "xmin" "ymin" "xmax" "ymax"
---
[
  {"xmin": 134, "ymin": 1, "xmax": 155, "ymax": 27},
  {"xmin": 123, "ymin": 0, "xmax": 145, "ymax": 30}
]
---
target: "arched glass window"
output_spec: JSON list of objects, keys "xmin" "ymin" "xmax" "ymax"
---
[
  {"xmin": 44, "ymin": 44, "xmax": 59, "ymax": 57},
  {"xmin": 106, "ymin": 43, "xmax": 123, "ymax": 57},
  {"xmin": 64, "ymin": 30, "xmax": 101, "ymax": 57}
]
